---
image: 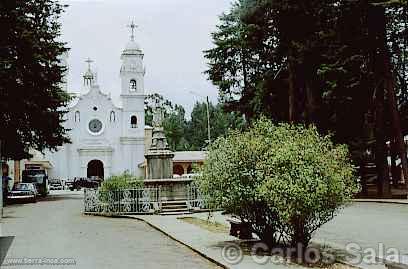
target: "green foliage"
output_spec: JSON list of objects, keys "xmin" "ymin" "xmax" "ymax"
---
[
  {"xmin": 144, "ymin": 93, "xmax": 176, "ymax": 126},
  {"xmin": 145, "ymin": 94, "xmax": 246, "ymax": 151},
  {"xmin": 163, "ymin": 105, "xmax": 188, "ymax": 151},
  {"xmin": 197, "ymin": 118, "xmax": 359, "ymax": 247},
  {"xmin": 145, "ymin": 94, "xmax": 189, "ymax": 150},
  {"xmin": 186, "ymin": 102, "xmax": 247, "ymax": 150},
  {"xmin": 100, "ymin": 171, "xmax": 143, "ymax": 193},
  {"xmin": 204, "ymin": 0, "xmax": 408, "ymax": 164},
  {"xmin": 0, "ymin": 0, "xmax": 71, "ymax": 159}
]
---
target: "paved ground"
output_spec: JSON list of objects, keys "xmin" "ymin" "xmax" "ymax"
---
[
  {"xmin": 127, "ymin": 214, "xmax": 303, "ymax": 269},
  {"xmin": 315, "ymin": 202, "xmax": 408, "ymax": 257},
  {"xmin": 2, "ymin": 191, "xmax": 406, "ymax": 269},
  {"xmin": 193, "ymin": 202, "xmax": 408, "ymax": 258},
  {"xmin": 0, "ymin": 190, "xmax": 219, "ymax": 269},
  {"xmin": 188, "ymin": 202, "xmax": 408, "ymax": 268}
]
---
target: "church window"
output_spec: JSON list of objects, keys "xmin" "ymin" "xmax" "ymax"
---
[
  {"xmin": 131, "ymin": 115, "xmax": 137, "ymax": 128},
  {"xmin": 129, "ymin": 79, "xmax": 137, "ymax": 91},
  {"xmin": 75, "ymin": 111, "xmax": 80, "ymax": 122},
  {"xmin": 110, "ymin": 111, "xmax": 116, "ymax": 122}
]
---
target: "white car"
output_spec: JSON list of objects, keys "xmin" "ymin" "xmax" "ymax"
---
[{"xmin": 7, "ymin": 183, "xmax": 37, "ymax": 203}]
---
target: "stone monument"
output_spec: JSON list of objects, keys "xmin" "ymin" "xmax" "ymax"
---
[
  {"xmin": 144, "ymin": 100, "xmax": 193, "ymax": 204},
  {"xmin": 145, "ymin": 100, "xmax": 174, "ymax": 179}
]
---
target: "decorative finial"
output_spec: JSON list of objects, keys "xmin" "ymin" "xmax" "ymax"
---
[
  {"xmin": 83, "ymin": 57, "xmax": 94, "ymax": 86},
  {"xmin": 85, "ymin": 57, "xmax": 93, "ymax": 71},
  {"xmin": 127, "ymin": 20, "xmax": 138, "ymax": 41}
]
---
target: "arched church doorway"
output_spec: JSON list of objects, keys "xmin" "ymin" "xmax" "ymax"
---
[{"xmin": 87, "ymin": 160, "xmax": 104, "ymax": 179}]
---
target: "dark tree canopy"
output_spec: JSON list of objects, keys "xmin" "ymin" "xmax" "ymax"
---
[
  {"xmin": 205, "ymin": 0, "xmax": 408, "ymax": 196},
  {"xmin": 205, "ymin": 0, "xmax": 408, "ymax": 145},
  {"xmin": 0, "ymin": 0, "xmax": 71, "ymax": 160}
]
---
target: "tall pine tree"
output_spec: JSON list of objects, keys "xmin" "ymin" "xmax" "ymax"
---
[
  {"xmin": 0, "ymin": 0, "xmax": 71, "ymax": 160},
  {"xmin": 205, "ymin": 0, "xmax": 408, "ymax": 196}
]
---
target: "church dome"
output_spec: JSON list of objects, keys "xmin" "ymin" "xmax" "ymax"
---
[
  {"xmin": 123, "ymin": 40, "xmax": 142, "ymax": 55},
  {"xmin": 83, "ymin": 69, "xmax": 94, "ymax": 79}
]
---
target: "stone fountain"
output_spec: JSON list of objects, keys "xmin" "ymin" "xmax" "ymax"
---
[{"xmin": 144, "ymin": 101, "xmax": 193, "ymax": 203}]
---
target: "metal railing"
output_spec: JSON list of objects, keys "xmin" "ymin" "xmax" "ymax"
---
[
  {"xmin": 187, "ymin": 182, "xmax": 207, "ymax": 210},
  {"xmin": 84, "ymin": 183, "xmax": 206, "ymax": 215},
  {"xmin": 84, "ymin": 188, "xmax": 161, "ymax": 215}
]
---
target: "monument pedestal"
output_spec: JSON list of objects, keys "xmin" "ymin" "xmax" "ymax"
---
[
  {"xmin": 144, "ymin": 106, "xmax": 196, "ymax": 214},
  {"xmin": 144, "ymin": 178, "xmax": 193, "ymax": 201},
  {"xmin": 145, "ymin": 149, "xmax": 174, "ymax": 180}
]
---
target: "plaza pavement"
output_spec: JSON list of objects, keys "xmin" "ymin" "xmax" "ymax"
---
[
  {"xmin": 314, "ymin": 202, "xmax": 408, "ymax": 267},
  {"xmin": 0, "ymin": 190, "xmax": 219, "ymax": 269},
  {"xmin": 126, "ymin": 214, "xmax": 303, "ymax": 269},
  {"xmin": 2, "ymin": 190, "xmax": 406, "ymax": 269},
  {"xmin": 126, "ymin": 201, "xmax": 408, "ymax": 269}
]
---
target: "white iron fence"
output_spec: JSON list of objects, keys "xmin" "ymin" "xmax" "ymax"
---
[
  {"xmin": 84, "ymin": 184, "xmax": 206, "ymax": 215},
  {"xmin": 187, "ymin": 182, "xmax": 206, "ymax": 210},
  {"xmin": 84, "ymin": 188, "xmax": 161, "ymax": 215}
]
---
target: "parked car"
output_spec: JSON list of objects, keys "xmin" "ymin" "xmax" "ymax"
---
[
  {"xmin": 89, "ymin": 176, "xmax": 103, "ymax": 185},
  {"xmin": 66, "ymin": 179, "xmax": 74, "ymax": 190},
  {"xmin": 7, "ymin": 183, "xmax": 38, "ymax": 203},
  {"xmin": 49, "ymin": 179, "xmax": 63, "ymax": 190},
  {"xmin": 69, "ymin": 178, "xmax": 100, "ymax": 191}
]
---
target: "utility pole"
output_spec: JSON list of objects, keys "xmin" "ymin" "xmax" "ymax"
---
[
  {"xmin": 189, "ymin": 91, "xmax": 211, "ymax": 146},
  {"xmin": 206, "ymin": 96, "xmax": 211, "ymax": 144}
]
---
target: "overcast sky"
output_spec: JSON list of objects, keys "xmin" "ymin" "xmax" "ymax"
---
[{"xmin": 60, "ymin": 0, "xmax": 232, "ymax": 114}]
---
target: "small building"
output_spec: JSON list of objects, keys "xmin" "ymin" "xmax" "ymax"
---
[
  {"xmin": 172, "ymin": 151, "xmax": 207, "ymax": 176},
  {"xmin": 138, "ymin": 150, "xmax": 207, "ymax": 178}
]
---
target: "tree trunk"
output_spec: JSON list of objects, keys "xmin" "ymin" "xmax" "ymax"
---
[
  {"xmin": 13, "ymin": 160, "xmax": 20, "ymax": 183},
  {"xmin": 384, "ymin": 55, "xmax": 408, "ymax": 188},
  {"xmin": 288, "ymin": 61, "xmax": 296, "ymax": 123},
  {"xmin": 374, "ymin": 80, "xmax": 392, "ymax": 197},
  {"xmin": 360, "ymin": 159, "xmax": 369, "ymax": 196},
  {"xmin": 390, "ymin": 139, "xmax": 400, "ymax": 186},
  {"xmin": 369, "ymin": 5, "xmax": 392, "ymax": 197},
  {"xmin": 305, "ymin": 82, "xmax": 316, "ymax": 124},
  {"xmin": 241, "ymin": 48, "xmax": 250, "ymax": 120}
]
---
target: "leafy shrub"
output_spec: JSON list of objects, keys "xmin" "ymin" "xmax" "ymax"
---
[
  {"xmin": 100, "ymin": 171, "xmax": 144, "ymax": 193},
  {"xmin": 197, "ymin": 118, "xmax": 359, "ymax": 248}
]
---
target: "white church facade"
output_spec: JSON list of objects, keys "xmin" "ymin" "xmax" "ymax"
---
[{"xmin": 45, "ymin": 24, "xmax": 146, "ymax": 179}]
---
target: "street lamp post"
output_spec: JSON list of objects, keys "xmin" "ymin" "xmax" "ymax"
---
[{"xmin": 189, "ymin": 91, "xmax": 211, "ymax": 146}]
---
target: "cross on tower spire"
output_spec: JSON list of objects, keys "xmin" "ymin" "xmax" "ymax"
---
[
  {"xmin": 83, "ymin": 57, "xmax": 95, "ymax": 86},
  {"xmin": 127, "ymin": 20, "xmax": 138, "ymax": 41},
  {"xmin": 85, "ymin": 57, "xmax": 93, "ymax": 71}
]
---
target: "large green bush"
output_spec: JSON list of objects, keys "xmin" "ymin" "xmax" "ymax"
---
[
  {"xmin": 100, "ymin": 171, "xmax": 144, "ymax": 193},
  {"xmin": 197, "ymin": 118, "xmax": 359, "ymax": 248}
]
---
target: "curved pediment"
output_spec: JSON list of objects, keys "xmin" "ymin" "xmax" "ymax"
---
[{"xmin": 69, "ymin": 85, "xmax": 122, "ymax": 111}]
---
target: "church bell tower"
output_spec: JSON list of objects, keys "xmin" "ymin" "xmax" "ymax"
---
[
  {"xmin": 120, "ymin": 21, "xmax": 145, "ymax": 137},
  {"xmin": 119, "ymin": 21, "xmax": 145, "ymax": 176},
  {"xmin": 120, "ymin": 21, "xmax": 145, "ymax": 95}
]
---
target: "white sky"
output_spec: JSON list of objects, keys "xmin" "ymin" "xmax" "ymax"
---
[{"xmin": 60, "ymin": 0, "xmax": 232, "ymax": 114}]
